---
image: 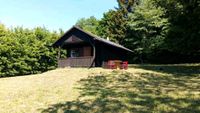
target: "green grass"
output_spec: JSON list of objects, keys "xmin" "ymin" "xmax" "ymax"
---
[{"xmin": 0, "ymin": 64, "xmax": 200, "ymax": 113}]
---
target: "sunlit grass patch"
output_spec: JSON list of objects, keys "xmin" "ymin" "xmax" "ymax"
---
[{"xmin": 0, "ymin": 64, "xmax": 199, "ymax": 113}]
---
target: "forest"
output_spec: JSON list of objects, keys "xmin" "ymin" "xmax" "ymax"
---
[{"xmin": 0, "ymin": 0, "xmax": 200, "ymax": 77}]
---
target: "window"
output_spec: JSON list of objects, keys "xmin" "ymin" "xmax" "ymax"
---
[
  {"xmin": 71, "ymin": 49, "xmax": 79, "ymax": 58},
  {"xmin": 70, "ymin": 48, "xmax": 83, "ymax": 58}
]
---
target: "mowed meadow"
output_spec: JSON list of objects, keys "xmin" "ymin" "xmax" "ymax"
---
[{"xmin": 0, "ymin": 64, "xmax": 200, "ymax": 113}]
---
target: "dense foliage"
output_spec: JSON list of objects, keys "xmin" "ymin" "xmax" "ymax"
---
[
  {"xmin": 0, "ymin": 24, "xmax": 61, "ymax": 77},
  {"xmin": 76, "ymin": 0, "xmax": 200, "ymax": 63},
  {"xmin": 76, "ymin": 16, "xmax": 99, "ymax": 35}
]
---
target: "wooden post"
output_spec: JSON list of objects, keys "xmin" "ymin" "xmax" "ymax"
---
[
  {"xmin": 88, "ymin": 38, "xmax": 95, "ymax": 68},
  {"xmin": 89, "ymin": 43, "xmax": 95, "ymax": 68},
  {"xmin": 58, "ymin": 46, "xmax": 61, "ymax": 59}
]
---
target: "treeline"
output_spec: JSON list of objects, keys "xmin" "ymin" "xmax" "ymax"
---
[
  {"xmin": 76, "ymin": 0, "xmax": 200, "ymax": 63},
  {"xmin": 0, "ymin": 24, "xmax": 62, "ymax": 77}
]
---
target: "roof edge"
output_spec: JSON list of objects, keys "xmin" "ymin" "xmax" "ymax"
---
[{"xmin": 52, "ymin": 26, "xmax": 133, "ymax": 53}]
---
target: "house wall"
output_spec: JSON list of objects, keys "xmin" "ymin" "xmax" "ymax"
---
[
  {"xmin": 68, "ymin": 46, "xmax": 93, "ymax": 57},
  {"xmin": 83, "ymin": 46, "xmax": 92, "ymax": 56},
  {"xmin": 95, "ymin": 42, "xmax": 128, "ymax": 67}
]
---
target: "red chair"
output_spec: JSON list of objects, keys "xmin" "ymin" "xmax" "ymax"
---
[
  {"xmin": 121, "ymin": 61, "xmax": 128, "ymax": 70},
  {"xmin": 107, "ymin": 60, "xmax": 117, "ymax": 69}
]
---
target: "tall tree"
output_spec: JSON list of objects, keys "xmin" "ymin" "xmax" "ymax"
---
[
  {"xmin": 97, "ymin": 10, "xmax": 127, "ymax": 44},
  {"xmin": 76, "ymin": 16, "xmax": 99, "ymax": 35},
  {"xmin": 128, "ymin": 0, "xmax": 168, "ymax": 34},
  {"xmin": 160, "ymin": 0, "xmax": 200, "ymax": 54},
  {"xmin": 117, "ymin": 0, "xmax": 138, "ymax": 13},
  {"xmin": 125, "ymin": 0, "xmax": 169, "ymax": 63}
]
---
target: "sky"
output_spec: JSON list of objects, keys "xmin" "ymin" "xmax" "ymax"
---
[{"xmin": 0, "ymin": 0, "xmax": 117, "ymax": 31}]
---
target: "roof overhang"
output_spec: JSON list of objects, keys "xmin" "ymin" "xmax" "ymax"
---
[{"xmin": 52, "ymin": 26, "xmax": 133, "ymax": 53}]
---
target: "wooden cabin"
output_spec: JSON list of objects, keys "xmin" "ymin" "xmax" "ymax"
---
[{"xmin": 52, "ymin": 26, "xmax": 133, "ymax": 68}]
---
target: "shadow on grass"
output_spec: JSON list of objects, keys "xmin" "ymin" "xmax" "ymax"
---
[
  {"xmin": 130, "ymin": 64, "xmax": 200, "ymax": 75},
  {"xmin": 41, "ymin": 71, "xmax": 200, "ymax": 113}
]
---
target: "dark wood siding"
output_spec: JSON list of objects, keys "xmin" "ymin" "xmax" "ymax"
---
[
  {"xmin": 65, "ymin": 35, "xmax": 84, "ymax": 43},
  {"xmin": 68, "ymin": 46, "xmax": 92, "ymax": 57},
  {"xmin": 83, "ymin": 46, "xmax": 92, "ymax": 56},
  {"xmin": 95, "ymin": 41, "xmax": 128, "ymax": 67}
]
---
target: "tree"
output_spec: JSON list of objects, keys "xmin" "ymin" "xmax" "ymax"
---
[
  {"xmin": 117, "ymin": 0, "xmax": 138, "ymax": 13},
  {"xmin": 0, "ymin": 24, "xmax": 7, "ymax": 37},
  {"xmin": 0, "ymin": 24, "xmax": 60, "ymax": 77},
  {"xmin": 76, "ymin": 16, "xmax": 99, "ymax": 35},
  {"xmin": 97, "ymin": 10, "xmax": 127, "ymax": 44},
  {"xmin": 161, "ymin": 0, "xmax": 200, "ymax": 53},
  {"xmin": 153, "ymin": 0, "xmax": 200, "ymax": 62},
  {"xmin": 124, "ymin": 0, "xmax": 168, "ymax": 63}
]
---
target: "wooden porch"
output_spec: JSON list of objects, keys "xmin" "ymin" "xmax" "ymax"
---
[{"xmin": 58, "ymin": 56, "xmax": 94, "ymax": 68}]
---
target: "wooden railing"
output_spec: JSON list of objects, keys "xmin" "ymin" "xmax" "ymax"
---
[{"xmin": 58, "ymin": 56, "xmax": 94, "ymax": 68}]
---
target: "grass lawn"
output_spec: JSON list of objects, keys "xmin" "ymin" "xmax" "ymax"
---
[{"xmin": 0, "ymin": 64, "xmax": 200, "ymax": 113}]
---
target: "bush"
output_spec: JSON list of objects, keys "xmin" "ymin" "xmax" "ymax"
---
[{"xmin": 0, "ymin": 25, "xmax": 61, "ymax": 77}]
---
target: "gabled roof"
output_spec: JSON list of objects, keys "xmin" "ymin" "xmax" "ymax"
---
[{"xmin": 53, "ymin": 26, "xmax": 133, "ymax": 52}]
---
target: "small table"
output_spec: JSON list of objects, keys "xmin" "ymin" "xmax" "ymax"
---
[{"xmin": 113, "ymin": 60, "xmax": 122, "ymax": 69}]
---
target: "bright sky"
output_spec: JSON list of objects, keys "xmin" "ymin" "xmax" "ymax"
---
[{"xmin": 0, "ymin": 0, "xmax": 117, "ymax": 31}]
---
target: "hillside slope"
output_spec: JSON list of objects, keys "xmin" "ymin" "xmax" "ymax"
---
[
  {"xmin": 0, "ymin": 65, "xmax": 200, "ymax": 113},
  {"xmin": 0, "ymin": 68, "xmax": 110, "ymax": 113}
]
